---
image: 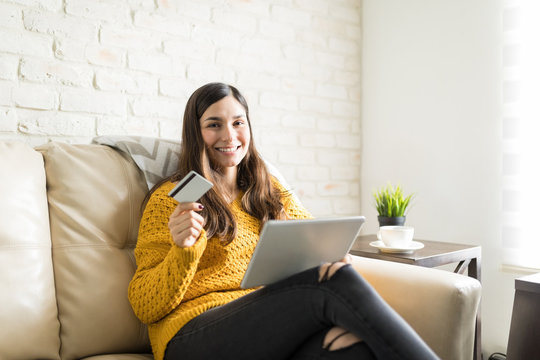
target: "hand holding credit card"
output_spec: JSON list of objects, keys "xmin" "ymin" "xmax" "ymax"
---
[{"xmin": 168, "ymin": 171, "xmax": 214, "ymax": 203}]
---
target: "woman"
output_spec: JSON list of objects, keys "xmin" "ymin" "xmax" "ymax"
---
[{"xmin": 128, "ymin": 82, "xmax": 438, "ymax": 360}]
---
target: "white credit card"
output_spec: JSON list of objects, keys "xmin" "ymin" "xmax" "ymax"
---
[{"xmin": 168, "ymin": 170, "xmax": 213, "ymax": 203}]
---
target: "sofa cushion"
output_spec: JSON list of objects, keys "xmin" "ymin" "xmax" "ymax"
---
[
  {"xmin": 0, "ymin": 142, "xmax": 61, "ymax": 360},
  {"xmin": 37, "ymin": 142, "xmax": 151, "ymax": 359}
]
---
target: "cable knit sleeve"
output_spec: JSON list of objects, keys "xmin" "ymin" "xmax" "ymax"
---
[{"xmin": 128, "ymin": 182, "xmax": 207, "ymax": 325}]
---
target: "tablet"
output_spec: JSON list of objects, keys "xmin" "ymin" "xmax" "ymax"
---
[{"xmin": 240, "ymin": 216, "xmax": 365, "ymax": 289}]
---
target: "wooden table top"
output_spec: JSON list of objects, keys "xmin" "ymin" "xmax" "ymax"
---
[{"xmin": 350, "ymin": 234, "xmax": 481, "ymax": 268}]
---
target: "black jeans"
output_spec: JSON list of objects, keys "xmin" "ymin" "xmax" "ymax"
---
[{"xmin": 165, "ymin": 265, "xmax": 439, "ymax": 360}]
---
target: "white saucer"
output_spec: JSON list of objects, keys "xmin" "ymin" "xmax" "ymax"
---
[{"xmin": 369, "ymin": 240, "xmax": 424, "ymax": 254}]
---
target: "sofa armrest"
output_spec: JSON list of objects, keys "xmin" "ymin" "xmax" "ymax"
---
[{"xmin": 351, "ymin": 255, "xmax": 481, "ymax": 360}]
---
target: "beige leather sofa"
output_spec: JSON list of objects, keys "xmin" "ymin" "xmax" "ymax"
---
[{"xmin": 0, "ymin": 140, "xmax": 481, "ymax": 360}]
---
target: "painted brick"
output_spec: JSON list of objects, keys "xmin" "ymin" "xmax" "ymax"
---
[
  {"xmin": 212, "ymin": 11, "xmax": 257, "ymax": 34},
  {"xmin": 281, "ymin": 113, "xmax": 316, "ymax": 129},
  {"xmin": 332, "ymin": 197, "xmax": 361, "ymax": 215},
  {"xmin": 316, "ymin": 51, "xmax": 345, "ymax": 69},
  {"xmin": 216, "ymin": 48, "xmax": 259, "ymax": 71},
  {"xmin": 100, "ymin": 27, "xmax": 161, "ymax": 50},
  {"xmin": 331, "ymin": 166, "xmax": 360, "ymax": 181},
  {"xmin": 9, "ymin": 0, "xmax": 61, "ymax": 11},
  {"xmin": 54, "ymin": 38, "xmax": 86, "ymax": 61},
  {"xmin": 0, "ymin": 3, "xmax": 23, "ymax": 29},
  {"xmin": 237, "ymin": 72, "xmax": 280, "ymax": 92},
  {"xmin": 241, "ymin": 38, "xmax": 281, "ymax": 57},
  {"xmin": 299, "ymin": 96, "xmax": 331, "ymax": 114},
  {"xmin": 65, "ymin": 0, "xmax": 131, "ymax": 24},
  {"xmin": 330, "ymin": 5, "xmax": 361, "ymax": 24},
  {"xmin": 282, "ymin": 44, "xmax": 316, "ymax": 62},
  {"xmin": 334, "ymin": 70, "xmax": 361, "ymax": 86},
  {"xmin": 96, "ymin": 116, "xmax": 159, "ymax": 137},
  {"xmin": 0, "ymin": 54, "xmax": 19, "ymax": 81},
  {"xmin": 130, "ymin": 96, "xmax": 183, "ymax": 119},
  {"xmin": 291, "ymin": 181, "xmax": 317, "ymax": 198},
  {"xmin": 278, "ymin": 148, "xmax": 315, "ymax": 165},
  {"xmin": 158, "ymin": 118, "xmax": 182, "ymax": 139},
  {"xmin": 317, "ymin": 151, "xmax": 350, "ymax": 166},
  {"xmin": 60, "ymin": 88, "xmax": 126, "ymax": 116},
  {"xmin": 23, "ymin": 9, "xmax": 98, "ymax": 40},
  {"xmin": 128, "ymin": 52, "xmax": 173, "ymax": 75},
  {"xmin": 13, "ymin": 83, "xmax": 57, "ymax": 110},
  {"xmin": 0, "ymin": 107, "xmax": 17, "ymax": 131},
  {"xmin": 259, "ymin": 19, "xmax": 295, "ymax": 40},
  {"xmin": 18, "ymin": 110, "xmax": 95, "ymax": 136},
  {"xmin": 85, "ymin": 45, "xmax": 125, "ymax": 67},
  {"xmin": 163, "ymin": 39, "xmax": 214, "ymax": 61},
  {"xmin": 95, "ymin": 69, "xmax": 158, "ymax": 95},
  {"xmin": 191, "ymin": 25, "xmax": 241, "ymax": 50},
  {"xmin": 20, "ymin": 58, "xmax": 93, "ymax": 88},
  {"xmin": 127, "ymin": 0, "xmax": 155, "ymax": 10},
  {"xmin": 297, "ymin": 166, "xmax": 329, "ymax": 181},
  {"xmin": 159, "ymin": 78, "xmax": 191, "ymax": 99},
  {"xmin": 175, "ymin": 2, "xmax": 212, "ymax": 21},
  {"xmin": 260, "ymin": 91, "xmax": 298, "ymax": 111},
  {"xmin": 316, "ymin": 83, "xmax": 348, "ymax": 99},
  {"xmin": 300, "ymin": 63, "xmax": 332, "ymax": 82},
  {"xmin": 271, "ymin": 5, "xmax": 312, "ymax": 28},
  {"xmin": 0, "ymin": 81, "xmax": 12, "ymax": 106},
  {"xmin": 134, "ymin": 11, "xmax": 191, "ymax": 36},
  {"xmin": 335, "ymin": 134, "xmax": 361, "ymax": 149},
  {"xmin": 332, "ymin": 101, "xmax": 360, "ymax": 118},
  {"xmin": 300, "ymin": 197, "xmax": 333, "ymax": 217},
  {"xmin": 300, "ymin": 133, "xmax": 336, "ymax": 148},
  {"xmin": 259, "ymin": 131, "xmax": 297, "ymax": 147},
  {"xmin": 186, "ymin": 62, "xmax": 235, "ymax": 84},
  {"xmin": 317, "ymin": 182, "xmax": 349, "ymax": 197},
  {"xmin": 0, "ymin": 28, "xmax": 52, "ymax": 58},
  {"xmin": 317, "ymin": 117, "xmax": 351, "ymax": 133},
  {"xmin": 282, "ymin": 78, "xmax": 315, "ymax": 95}
]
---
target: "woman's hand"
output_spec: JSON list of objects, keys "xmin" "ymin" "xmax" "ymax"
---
[{"xmin": 168, "ymin": 202, "xmax": 205, "ymax": 248}]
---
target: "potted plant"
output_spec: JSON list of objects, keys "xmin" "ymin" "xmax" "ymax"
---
[{"xmin": 373, "ymin": 183, "xmax": 414, "ymax": 227}]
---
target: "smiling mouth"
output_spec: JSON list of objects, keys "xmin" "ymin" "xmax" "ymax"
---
[{"xmin": 216, "ymin": 146, "xmax": 240, "ymax": 153}]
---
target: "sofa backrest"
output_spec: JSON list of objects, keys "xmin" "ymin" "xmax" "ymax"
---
[
  {"xmin": 37, "ymin": 142, "xmax": 151, "ymax": 359},
  {"xmin": 0, "ymin": 142, "xmax": 61, "ymax": 360}
]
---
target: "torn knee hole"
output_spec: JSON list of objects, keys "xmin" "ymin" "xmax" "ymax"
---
[
  {"xmin": 318, "ymin": 262, "xmax": 346, "ymax": 282},
  {"xmin": 323, "ymin": 329, "xmax": 363, "ymax": 351}
]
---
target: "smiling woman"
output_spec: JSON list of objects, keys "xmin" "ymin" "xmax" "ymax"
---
[{"xmin": 128, "ymin": 82, "xmax": 439, "ymax": 360}]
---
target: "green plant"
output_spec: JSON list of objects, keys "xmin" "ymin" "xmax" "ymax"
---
[{"xmin": 373, "ymin": 183, "xmax": 414, "ymax": 217}]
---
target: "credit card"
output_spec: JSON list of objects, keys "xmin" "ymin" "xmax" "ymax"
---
[{"xmin": 168, "ymin": 170, "xmax": 213, "ymax": 203}]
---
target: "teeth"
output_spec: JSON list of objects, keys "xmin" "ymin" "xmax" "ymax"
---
[{"xmin": 218, "ymin": 147, "xmax": 237, "ymax": 152}]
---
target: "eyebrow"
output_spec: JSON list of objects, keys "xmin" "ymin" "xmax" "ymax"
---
[{"xmin": 202, "ymin": 114, "xmax": 246, "ymax": 122}]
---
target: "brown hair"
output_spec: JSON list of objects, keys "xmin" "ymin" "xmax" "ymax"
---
[{"xmin": 145, "ymin": 82, "xmax": 286, "ymax": 244}]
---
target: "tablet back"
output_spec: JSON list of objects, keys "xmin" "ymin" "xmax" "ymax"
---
[{"xmin": 240, "ymin": 216, "xmax": 365, "ymax": 289}]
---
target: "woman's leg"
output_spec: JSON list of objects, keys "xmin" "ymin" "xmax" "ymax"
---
[{"xmin": 165, "ymin": 264, "xmax": 439, "ymax": 360}]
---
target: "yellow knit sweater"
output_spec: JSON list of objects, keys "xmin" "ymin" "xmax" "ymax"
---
[{"xmin": 128, "ymin": 181, "xmax": 312, "ymax": 360}]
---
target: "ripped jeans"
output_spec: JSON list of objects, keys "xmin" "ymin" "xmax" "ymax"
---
[{"xmin": 164, "ymin": 264, "xmax": 439, "ymax": 360}]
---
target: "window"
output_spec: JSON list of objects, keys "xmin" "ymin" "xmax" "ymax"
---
[{"xmin": 502, "ymin": 0, "xmax": 540, "ymax": 270}]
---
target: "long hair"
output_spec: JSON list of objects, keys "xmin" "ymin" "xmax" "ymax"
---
[{"xmin": 145, "ymin": 82, "xmax": 286, "ymax": 244}]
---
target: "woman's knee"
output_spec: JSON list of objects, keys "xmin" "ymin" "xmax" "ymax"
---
[
  {"xmin": 323, "ymin": 326, "xmax": 363, "ymax": 351},
  {"xmin": 318, "ymin": 261, "xmax": 349, "ymax": 282}
]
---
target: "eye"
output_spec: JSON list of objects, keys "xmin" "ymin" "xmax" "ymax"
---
[
  {"xmin": 234, "ymin": 119, "xmax": 246, "ymax": 126},
  {"xmin": 206, "ymin": 122, "xmax": 220, "ymax": 128}
]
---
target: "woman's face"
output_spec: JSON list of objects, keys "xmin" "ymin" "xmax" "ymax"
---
[{"xmin": 200, "ymin": 95, "xmax": 251, "ymax": 172}]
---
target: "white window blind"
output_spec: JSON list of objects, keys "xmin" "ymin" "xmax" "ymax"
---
[{"xmin": 502, "ymin": 0, "xmax": 540, "ymax": 270}]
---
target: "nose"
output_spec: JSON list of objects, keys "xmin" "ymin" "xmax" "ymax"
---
[{"xmin": 222, "ymin": 124, "xmax": 234, "ymax": 142}]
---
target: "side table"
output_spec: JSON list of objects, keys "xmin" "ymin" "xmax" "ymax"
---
[
  {"xmin": 350, "ymin": 235, "xmax": 482, "ymax": 360},
  {"xmin": 506, "ymin": 272, "xmax": 540, "ymax": 359}
]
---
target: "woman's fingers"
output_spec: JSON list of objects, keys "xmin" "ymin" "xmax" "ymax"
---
[{"xmin": 168, "ymin": 202, "xmax": 205, "ymax": 248}]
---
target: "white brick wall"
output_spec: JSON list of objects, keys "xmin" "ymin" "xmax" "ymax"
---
[{"xmin": 0, "ymin": 0, "xmax": 362, "ymax": 217}]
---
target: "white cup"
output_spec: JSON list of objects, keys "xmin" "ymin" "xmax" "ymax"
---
[{"xmin": 377, "ymin": 226, "xmax": 414, "ymax": 248}]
